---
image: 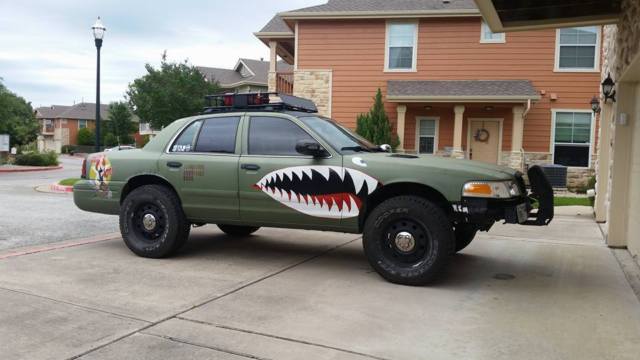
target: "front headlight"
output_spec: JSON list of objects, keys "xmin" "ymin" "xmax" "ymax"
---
[{"xmin": 463, "ymin": 181, "xmax": 521, "ymax": 199}]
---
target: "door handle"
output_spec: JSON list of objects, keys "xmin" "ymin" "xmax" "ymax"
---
[
  {"xmin": 166, "ymin": 161, "xmax": 183, "ymax": 169},
  {"xmin": 241, "ymin": 164, "xmax": 260, "ymax": 171}
]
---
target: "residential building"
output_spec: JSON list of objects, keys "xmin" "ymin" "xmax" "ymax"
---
[
  {"xmin": 197, "ymin": 58, "xmax": 293, "ymax": 94},
  {"xmin": 35, "ymin": 102, "xmax": 141, "ymax": 152},
  {"xmin": 35, "ymin": 103, "xmax": 109, "ymax": 152},
  {"xmin": 475, "ymin": 0, "xmax": 640, "ymax": 268},
  {"xmin": 256, "ymin": 0, "xmax": 604, "ymax": 188}
]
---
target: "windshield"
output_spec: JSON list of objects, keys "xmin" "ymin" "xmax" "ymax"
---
[{"xmin": 299, "ymin": 116, "xmax": 380, "ymax": 153}]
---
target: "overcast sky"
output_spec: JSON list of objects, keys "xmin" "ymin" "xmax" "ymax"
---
[{"xmin": 0, "ymin": 0, "xmax": 319, "ymax": 108}]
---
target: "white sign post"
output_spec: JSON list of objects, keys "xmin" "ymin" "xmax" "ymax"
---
[{"xmin": 0, "ymin": 134, "xmax": 9, "ymax": 152}]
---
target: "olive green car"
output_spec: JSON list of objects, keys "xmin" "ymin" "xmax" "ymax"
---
[{"xmin": 74, "ymin": 94, "xmax": 553, "ymax": 285}]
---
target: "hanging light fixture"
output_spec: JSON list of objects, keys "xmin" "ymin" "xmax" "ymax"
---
[
  {"xmin": 590, "ymin": 96, "xmax": 601, "ymax": 114},
  {"xmin": 601, "ymin": 72, "xmax": 616, "ymax": 103}
]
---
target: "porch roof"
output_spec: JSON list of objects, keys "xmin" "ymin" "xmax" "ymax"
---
[{"xmin": 387, "ymin": 80, "xmax": 540, "ymax": 103}]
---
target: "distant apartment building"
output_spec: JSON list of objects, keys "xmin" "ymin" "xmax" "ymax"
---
[{"xmin": 35, "ymin": 103, "xmax": 109, "ymax": 152}]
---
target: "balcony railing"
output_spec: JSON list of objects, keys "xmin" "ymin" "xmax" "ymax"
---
[
  {"xmin": 42, "ymin": 125, "xmax": 54, "ymax": 134},
  {"xmin": 276, "ymin": 71, "xmax": 294, "ymax": 95}
]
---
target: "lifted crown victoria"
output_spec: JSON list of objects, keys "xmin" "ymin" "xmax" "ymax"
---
[{"xmin": 75, "ymin": 93, "xmax": 553, "ymax": 285}]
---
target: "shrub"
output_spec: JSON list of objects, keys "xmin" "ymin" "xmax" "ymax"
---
[
  {"xmin": 103, "ymin": 133, "xmax": 118, "ymax": 147},
  {"xmin": 61, "ymin": 145, "xmax": 77, "ymax": 154},
  {"xmin": 356, "ymin": 88, "xmax": 400, "ymax": 149},
  {"xmin": 15, "ymin": 151, "xmax": 58, "ymax": 166},
  {"xmin": 77, "ymin": 128, "xmax": 95, "ymax": 146}
]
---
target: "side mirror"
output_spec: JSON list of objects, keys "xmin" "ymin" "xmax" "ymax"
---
[
  {"xmin": 296, "ymin": 140, "xmax": 328, "ymax": 158},
  {"xmin": 379, "ymin": 144, "xmax": 392, "ymax": 152}
]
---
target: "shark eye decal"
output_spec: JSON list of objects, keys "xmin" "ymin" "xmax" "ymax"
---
[{"xmin": 254, "ymin": 166, "xmax": 380, "ymax": 219}]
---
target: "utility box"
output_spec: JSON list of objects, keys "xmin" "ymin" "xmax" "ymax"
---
[
  {"xmin": 539, "ymin": 164, "xmax": 567, "ymax": 188},
  {"xmin": 0, "ymin": 134, "xmax": 9, "ymax": 152}
]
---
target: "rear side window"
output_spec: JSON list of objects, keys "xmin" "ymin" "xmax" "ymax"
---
[
  {"xmin": 171, "ymin": 120, "xmax": 202, "ymax": 152},
  {"xmin": 248, "ymin": 116, "xmax": 314, "ymax": 156},
  {"xmin": 194, "ymin": 117, "xmax": 240, "ymax": 153}
]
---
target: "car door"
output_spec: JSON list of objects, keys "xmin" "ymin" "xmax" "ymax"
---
[
  {"xmin": 159, "ymin": 115, "xmax": 242, "ymax": 223},
  {"xmin": 238, "ymin": 114, "xmax": 345, "ymax": 229}
]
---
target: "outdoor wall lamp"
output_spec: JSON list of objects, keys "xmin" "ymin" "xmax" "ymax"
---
[
  {"xmin": 601, "ymin": 72, "xmax": 616, "ymax": 103},
  {"xmin": 590, "ymin": 96, "xmax": 601, "ymax": 114}
]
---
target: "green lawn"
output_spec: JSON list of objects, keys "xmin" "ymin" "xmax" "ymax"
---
[
  {"xmin": 554, "ymin": 196, "xmax": 591, "ymax": 207},
  {"xmin": 58, "ymin": 178, "xmax": 82, "ymax": 186}
]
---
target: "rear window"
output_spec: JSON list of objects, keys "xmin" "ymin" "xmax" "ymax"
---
[{"xmin": 194, "ymin": 117, "xmax": 240, "ymax": 153}]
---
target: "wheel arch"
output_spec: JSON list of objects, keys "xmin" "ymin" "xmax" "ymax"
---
[
  {"xmin": 120, "ymin": 174, "xmax": 181, "ymax": 205},
  {"xmin": 359, "ymin": 182, "xmax": 452, "ymax": 232}
]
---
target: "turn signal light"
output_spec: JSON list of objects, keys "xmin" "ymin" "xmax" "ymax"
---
[{"xmin": 463, "ymin": 183, "xmax": 493, "ymax": 196}]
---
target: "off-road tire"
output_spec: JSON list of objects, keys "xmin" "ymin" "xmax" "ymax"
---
[
  {"xmin": 120, "ymin": 185, "xmax": 190, "ymax": 258},
  {"xmin": 454, "ymin": 224, "xmax": 478, "ymax": 252},
  {"xmin": 217, "ymin": 225, "xmax": 260, "ymax": 237},
  {"xmin": 363, "ymin": 196, "xmax": 454, "ymax": 286}
]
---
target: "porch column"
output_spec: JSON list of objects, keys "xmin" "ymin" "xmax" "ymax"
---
[
  {"xmin": 396, "ymin": 104, "xmax": 407, "ymax": 152},
  {"xmin": 452, "ymin": 105, "xmax": 465, "ymax": 158},
  {"xmin": 595, "ymin": 103, "xmax": 612, "ymax": 223},
  {"xmin": 509, "ymin": 105, "xmax": 525, "ymax": 170},
  {"xmin": 268, "ymin": 41, "xmax": 278, "ymax": 92}
]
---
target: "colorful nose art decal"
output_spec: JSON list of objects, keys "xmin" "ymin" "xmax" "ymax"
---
[{"xmin": 254, "ymin": 166, "xmax": 379, "ymax": 219}]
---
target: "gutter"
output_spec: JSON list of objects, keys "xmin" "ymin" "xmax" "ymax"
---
[{"xmin": 278, "ymin": 9, "xmax": 481, "ymax": 20}]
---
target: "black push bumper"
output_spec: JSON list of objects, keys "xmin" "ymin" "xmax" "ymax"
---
[{"xmin": 454, "ymin": 165, "xmax": 554, "ymax": 227}]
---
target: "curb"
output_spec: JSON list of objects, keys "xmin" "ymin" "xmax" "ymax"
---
[
  {"xmin": 0, "ymin": 233, "xmax": 121, "ymax": 260},
  {"xmin": 0, "ymin": 165, "xmax": 63, "ymax": 173}
]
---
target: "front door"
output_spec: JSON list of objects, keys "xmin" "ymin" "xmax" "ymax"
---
[
  {"xmin": 238, "ymin": 114, "xmax": 344, "ymax": 229},
  {"xmin": 469, "ymin": 119, "xmax": 501, "ymax": 164},
  {"xmin": 159, "ymin": 116, "xmax": 242, "ymax": 223}
]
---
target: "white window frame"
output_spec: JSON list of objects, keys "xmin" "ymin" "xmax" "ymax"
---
[
  {"xmin": 480, "ymin": 20, "xmax": 505, "ymax": 44},
  {"xmin": 550, "ymin": 109, "xmax": 595, "ymax": 169},
  {"xmin": 554, "ymin": 26, "xmax": 601, "ymax": 72},
  {"xmin": 78, "ymin": 119, "xmax": 88, "ymax": 129},
  {"xmin": 384, "ymin": 21, "xmax": 418, "ymax": 72},
  {"xmin": 415, "ymin": 116, "xmax": 439, "ymax": 154}
]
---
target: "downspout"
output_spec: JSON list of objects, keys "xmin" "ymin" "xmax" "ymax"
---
[{"xmin": 520, "ymin": 99, "xmax": 532, "ymax": 172}]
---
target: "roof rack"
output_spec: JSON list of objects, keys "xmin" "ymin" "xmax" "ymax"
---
[{"xmin": 202, "ymin": 92, "xmax": 318, "ymax": 114}]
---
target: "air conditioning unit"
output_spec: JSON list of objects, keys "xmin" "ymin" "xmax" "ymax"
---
[{"xmin": 539, "ymin": 164, "xmax": 567, "ymax": 188}]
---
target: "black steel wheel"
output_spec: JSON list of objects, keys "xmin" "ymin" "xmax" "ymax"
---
[
  {"xmin": 120, "ymin": 184, "xmax": 190, "ymax": 258},
  {"xmin": 363, "ymin": 196, "xmax": 454, "ymax": 285}
]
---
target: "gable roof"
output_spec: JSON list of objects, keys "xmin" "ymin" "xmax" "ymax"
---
[
  {"xmin": 257, "ymin": 15, "xmax": 293, "ymax": 34},
  {"xmin": 387, "ymin": 80, "xmax": 540, "ymax": 102},
  {"xmin": 35, "ymin": 105, "xmax": 71, "ymax": 119},
  {"xmin": 59, "ymin": 103, "xmax": 110, "ymax": 120},
  {"xmin": 197, "ymin": 59, "xmax": 292, "ymax": 89},
  {"xmin": 279, "ymin": 0, "xmax": 479, "ymax": 19}
]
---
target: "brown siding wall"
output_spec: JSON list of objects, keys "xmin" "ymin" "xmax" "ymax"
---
[
  {"xmin": 297, "ymin": 18, "xmax": 601, "ymax": 153},
  {"xmin": 57, "ymin": 119, "xmax": 95, "ymax": 146}
]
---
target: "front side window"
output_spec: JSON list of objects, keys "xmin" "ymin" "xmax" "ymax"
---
[
  {"xmin": 299, "ymin": 116, "xmax": 378, "ymax": 153},
  {"xmin": 481, "ymin": 21, "xmax": 505, "ymax": 43},
  {"xmin": 418, "ymin": 119, "xmax": 437, "ymax": 154},
  {"xmin": 194, "ymin": 117, "xmax": 240, "ymax": 153},
  {"xmin": 557, "ymin": 26, "xmax": 599, "ymax": 70},
  {"xmin": 386, "ymin": 22, "xmax": 417, "ymax": 71},
  {"xmin": 553, "ymin": 112, "xmax": 592, "ymax": 167},
  {"xmin": 78, "ymin": 120, "xmax": 88, "ymax": 129},
  {"xmin": 170, "ymin": 120, "xmax": 202, "ymax": 152},
  {"xmin": 248, "ymin": 116, "xmax": 315, "ymax": 156}
]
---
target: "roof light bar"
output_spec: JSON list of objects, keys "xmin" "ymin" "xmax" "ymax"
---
[{"xmin": 202, "ymin": 92, "xmax": 318, "ymax": 114}]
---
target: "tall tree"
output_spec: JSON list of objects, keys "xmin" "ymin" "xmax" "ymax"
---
[
  {"xmin": 0, "ymin": 81, "xmax": 39, "ymax": 147},
  {"xmin": 105, "ymin": 101, "xmax": 137, "ymax": 144},
  {"xmin": 356, "ymin": 89, "xmax": 399, "ymax": 149},
  {"xmin": 126, "ymin": 53, "xmax": 220, "ymax": 129}
]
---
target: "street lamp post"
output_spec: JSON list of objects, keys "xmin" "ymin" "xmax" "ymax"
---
[{"xmin": 92, "ymin": 17, "xmax": 106, "ymax": 152}]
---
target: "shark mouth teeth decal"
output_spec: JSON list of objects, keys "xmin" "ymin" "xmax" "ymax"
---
[{"xmin": 254, "ymin": 166, "xmax": 380, "ymax": 219}]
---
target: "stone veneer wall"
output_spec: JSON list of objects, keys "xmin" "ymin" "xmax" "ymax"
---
[
  {"xmin": 293, "ymin": 70, "xmax": 332, "ymax": 117},
  {"xmin": 267, "ymin": 72, "xmax": 276, "ymax": 93}
]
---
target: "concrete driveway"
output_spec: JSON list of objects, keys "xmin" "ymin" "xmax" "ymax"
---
[{"xmin": 1, "ymin": 212, "xmax": 639, "ymax": 360}]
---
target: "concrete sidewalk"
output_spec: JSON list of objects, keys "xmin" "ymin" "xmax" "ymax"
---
[{"xmin": 1, "ymin": 214, "xmax": 639, "ymax": 360}]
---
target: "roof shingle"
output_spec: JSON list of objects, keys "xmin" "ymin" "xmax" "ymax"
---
[
  {"xmin": 387, "ymin": 80, "xmax": 539, "ymax": 99},
  {"xmin": 282, "ymin": 0, "xmax": 478, "ymax": 14}
]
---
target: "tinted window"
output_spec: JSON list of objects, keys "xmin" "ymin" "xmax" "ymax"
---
[
  {"xmin": 171, "ymin": 120, "xmax": 202, "ymax": 152},
  {"xmin": 249, "ymin": 116, "xmax": 314, "ymax": 156},
  {"xmin": 194, "ymin": 117, "xmax": 240, "ymax": 153}
]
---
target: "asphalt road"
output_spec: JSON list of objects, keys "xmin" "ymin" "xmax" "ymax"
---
[{"xmin": 0, "ymin": 155, "xmax": 118, "ymax": 250}]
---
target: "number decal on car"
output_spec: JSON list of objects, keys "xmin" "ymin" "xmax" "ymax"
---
[{"xmin": 253, "ymin": 166, "xmax": 380, "ymax": 219}]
